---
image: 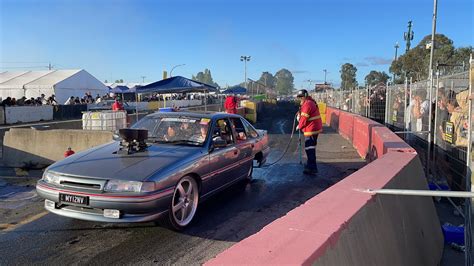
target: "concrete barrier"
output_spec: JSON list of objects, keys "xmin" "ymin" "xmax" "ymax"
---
[
  {"xmin": 352, "ymin": 116, "xmax": 382, "ymax": 159},
  {"xmin": 338, "ymin": 110, "xmax": 356, "ymax": 141},
  {"xmin": 0, "ymin": 106, "xmax": 4, "ymax": 125},
  {"xmin": 5, "ymin": 105, "xmax": 54, "ymax": 124},
  {"xmin": 206, "ymin": 152, "xmax": 443, "ymax": 265},
  {"xmin": 3, "ymin": 128, "xmax": 113, "ymax": 168},
  {"xmin": 326, "ymin": 107, "xmax": 340, "ymax": 130},
  {"xmin": 371, "ymin": 126, "xmax": 415, "ymax": 160}
]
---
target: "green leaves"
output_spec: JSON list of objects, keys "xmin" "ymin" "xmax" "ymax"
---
[
  {"xmin": 390, "ymin": 34, "xmax": 470, "ymax": 83},
  {"xmin": 192, "ymin": 69, "xmax": 219, "ymax": 87},
  {"xmin": 275, "ymin": 69, "xmax": 295, "ymax": 95},
  {"xmin": 340, "ymin": 63, "xmax": 358, "ymax": 90},
  {"xmin": 364, "ymin": 71, "xmax": 390, "ymax": 87}
]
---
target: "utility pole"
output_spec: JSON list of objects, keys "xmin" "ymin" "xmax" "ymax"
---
[
  {"xmin": 240, "ymin": 56, "xmax": 251, "ymax": 89},
  {"xmin": 323, "ymin": 69, "xmax": 328, "ymax": 84},
  {"xmin": 393, "ymin": 42, "xmax": 400, "ymax": 82},
  {"xmin": 141, "ymin": 76, "xmax": 146, "ymax": 83},
  {"xmin": 404, "ymin": 21, "xmax": 414, "ymax": 53}
]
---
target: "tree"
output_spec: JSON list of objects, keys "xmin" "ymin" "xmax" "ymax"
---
[
  {"xmin": 257, "ymin": 72, "xmax": 276, "ymax": 88},
  {"xmin": 389, "ymin": 34, "xmax": 471, "ymax": 83},
  {"xmin": 340, "ymin": 63, "xmax": 358, "ymax": 90},
  {"xmin": 114, "ymin": 79, "xmax": 124, "ymax": 83},
  {"xmin": 192, "ymin": 68, "xmax": 219, "ymax": 87},
  {"xmin": 364, "ymin": 70, "xmax": 390, "ymax": 86},
  {"xmin": 275, "ymin": 69, "xmax": 294, "ymax": 95}
]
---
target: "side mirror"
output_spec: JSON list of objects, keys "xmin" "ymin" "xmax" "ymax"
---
[{"xmin": 212, "ymin": 137, "xmax": 227, "ymax": 149}]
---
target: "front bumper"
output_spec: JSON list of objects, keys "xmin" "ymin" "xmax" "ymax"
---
[{"xmin": 36, "ymin": 181, "xmax": 173, "ymax": 223}]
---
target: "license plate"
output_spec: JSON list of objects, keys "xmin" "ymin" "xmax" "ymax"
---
[{"xmin": 59, "ymin": 193, "xmax": 89, "ymax": 206}]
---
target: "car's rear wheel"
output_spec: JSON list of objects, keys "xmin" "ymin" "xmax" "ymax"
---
[{"xmin": 166, "ymin": 176, "xmax": 199, "ymax": 231}]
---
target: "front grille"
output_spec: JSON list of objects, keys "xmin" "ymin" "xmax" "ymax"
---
[
  {"xmin": 60, "ymin": 180, "xmax": 101, "ymax": 189},
  {"xmin": 56, "ymin": 175, "xmax": 105, "ymax": 191}
]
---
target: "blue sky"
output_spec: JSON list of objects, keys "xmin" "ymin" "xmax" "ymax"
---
[{"xmin": 1, "ymin": 0, "xmax": 472, "ymax": 89}]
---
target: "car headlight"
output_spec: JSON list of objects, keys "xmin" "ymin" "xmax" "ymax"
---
[
  {"xmin": 42, "ymin": 171, "xmax": 61, "ymax": 185},
  {"xmin": 104, "ymin": 180, "xmax": 155, "ymax": 193}
]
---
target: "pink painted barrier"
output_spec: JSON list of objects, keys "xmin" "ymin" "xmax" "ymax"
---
[
  {"xmin": 338, "ymin": 111, "xmax": 355, "ymax": 141},
  {"xmin": 371, "ymin": 126, "xmax": 415, "ymax": 160},
  {"xmin": 325, "ymin": 107, "xmax": 339, "ymax": 130},
  {"xmin": 352, "ymin": 116, "xmax": 382, "ymax": 159},
  {"xmin": 206, "ymin": 152, "xmax": 443, "ymax": 265}
]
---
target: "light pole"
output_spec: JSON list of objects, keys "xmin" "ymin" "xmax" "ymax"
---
[
  {"xmin": 141, "ymin": 76, "xmax": 146, "ymax": 83},
  {"xmin": 393, "ymin": 42, "xmax": 400, "ymax": 82},
  {"xmin": 240, "ymin": 56, "xmax": 251, "ymax": 89},
  {"xmin": 170, "ymin": 64, "xmax": 185, "ymax": 77}
]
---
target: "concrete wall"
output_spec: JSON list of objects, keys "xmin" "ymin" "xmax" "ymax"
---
[
  {"xmin": 206, "ymin": 106, "xmax": 443, "ymax": 265},
  {"xmin": 3, "ymin": 128, "xmax": 113, "ymax": 168},
  {"xmin": 0, "ymin": 106, "xmax": 4, "ymax": 125},
  {"xmin": 207, "ymin": 152, "xmax": 443, "ymax": 265},
  {"xmin": 5, "ymin": 106, "xmax": 53, "ymax": 124},
  {"xmin": 352, "ymin": 116, "xmax": 382, "ymax": 159}
]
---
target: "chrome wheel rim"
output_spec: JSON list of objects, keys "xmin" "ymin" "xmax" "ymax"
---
[{"xmin": 172, "ymin": 177, "xmax": 198, "ymax": 227}]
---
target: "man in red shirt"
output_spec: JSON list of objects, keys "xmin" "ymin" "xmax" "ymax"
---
[
  {"xmin": 296, "ymin": 89, "xmax": 322, "ymax": 175},
  {"xmin": 224, "ymin": 94, "xmax": 238, "ymax": 114},
  {"xmin": 112, "ymin": 98, "xmax": 124, "ymax": 111}
]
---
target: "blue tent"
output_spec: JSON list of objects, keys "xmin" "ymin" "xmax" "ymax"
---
[
  {"xmin": 136, "ymin": 76, "xmax": 217, "ymax": 94},
  {"xmin": 109, "ymin": 85, "xmax": 134, "ymax": 94},
  {"xmin": 222, "ymin": 86, "xmax": 247, "ymax": 94}
]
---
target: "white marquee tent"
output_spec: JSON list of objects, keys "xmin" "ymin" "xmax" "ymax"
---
[{"xmin": 0, "ymin": 69, "xmax": 109, "ymax": 103}]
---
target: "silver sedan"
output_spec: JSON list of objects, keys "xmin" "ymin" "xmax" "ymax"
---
[{"xmin": 36, "ymin": 112, "xmax": 269, "ymax": 230}]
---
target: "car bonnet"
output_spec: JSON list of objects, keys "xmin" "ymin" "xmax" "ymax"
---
[{"xmin": 47, "ymin": 142, "xmax": 202, "ymax": 181}]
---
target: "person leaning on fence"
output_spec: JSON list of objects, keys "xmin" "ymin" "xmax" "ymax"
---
[{"xmin": 411, "ymin": 90, "xmax": 430, "ymax": 132}]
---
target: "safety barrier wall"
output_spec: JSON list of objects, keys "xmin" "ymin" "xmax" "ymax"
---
[
  {"xmin": 53, "ymin": 104, "xmax": 88, "ymax": 120},
  {"xmin": 207, "ymin": 152, "xmax": 443, "ymax": 265},
  {"xmin": 206, "ymin": 106, "xmax": 443, "ymax": 265},
  {"xmin": 5, "ymin": 105, "xmax": 54, "ymax": 124},
  {"xmin": 325, "ymin": 107, "xmax": 339, "ymax": 130},
  {"xmin": 338, "ymin": 110, "xmax": 355, "ymax": 141},
  {"xmin": 3, "ymin": 128, "xmax": 113, "ymax": 168},
  {"xmin": 0, "ymin": 106, "xmax": 5, "ymax": 125},
  {"xmin": 352, "ymin": 116, "xmax": 382, "ymax": 159}
]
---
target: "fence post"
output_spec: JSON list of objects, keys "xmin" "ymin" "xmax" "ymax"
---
[
  {"xmin": 385, "ymin": 81, "xmax": 390, "ymax": 124},
  {"xmin": 467, "ymin": 53, "xmax": 474, "ymax": 265}
]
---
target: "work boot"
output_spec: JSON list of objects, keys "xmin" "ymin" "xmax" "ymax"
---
[{"xmin": 303, "ymin": 166, "xmax": 318, "ymax": 175}]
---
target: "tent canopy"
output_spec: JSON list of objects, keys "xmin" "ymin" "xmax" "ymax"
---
[
  {"xmin": 222, "ymin": 86, "xmax": 247, "ymax": 94},
  {"xmin": 136, "ymin": 76, "xmax": 217, "ymax": 94},
  {"xmin": 109, "ymin": 85, "xmax": 135, "ymax": 93}
]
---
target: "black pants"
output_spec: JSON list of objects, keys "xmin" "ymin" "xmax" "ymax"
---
[{"xmin": 304, "ymin": 134, "xmax": 318, "ymax": 170}]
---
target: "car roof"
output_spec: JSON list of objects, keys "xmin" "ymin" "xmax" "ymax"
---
[{"xmin": 145, "ymin": 111, "xmax": 242, "ymax": 120}]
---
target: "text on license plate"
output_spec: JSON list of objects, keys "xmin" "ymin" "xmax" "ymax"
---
[{"xmin": 60, "ymin": 193, "xmax": 89, "ymax": 205}]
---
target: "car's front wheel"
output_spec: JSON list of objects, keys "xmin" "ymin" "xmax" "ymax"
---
[{"xmin": 166, "ymin": 176, "xmax": 199, "ymax": 231}]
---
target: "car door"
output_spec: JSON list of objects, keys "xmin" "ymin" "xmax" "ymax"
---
[
  {"xmin": 206, "ymin": 118, "xmax": 242, "ymax": 191},
  {"xmin": 229, "ymin": 117, "xmax": 254, "ymax": 179}
]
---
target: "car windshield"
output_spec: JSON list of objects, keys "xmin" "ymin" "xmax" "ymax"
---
[{"xmin": 132, "ymin": 116, "xmax": 210, "ymax": 145}]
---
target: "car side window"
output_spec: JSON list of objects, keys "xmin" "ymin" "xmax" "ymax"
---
[
  {"xmin": 241, "ymin": 118, "xmax": 258, "ymax": 138},
  {"xmin": 230, "ymin": 118, "xmax": 248, "ymax": 141},
  {"xmin": 213, "ymin": 119, "xmax": 234, "ymax": 146}
]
